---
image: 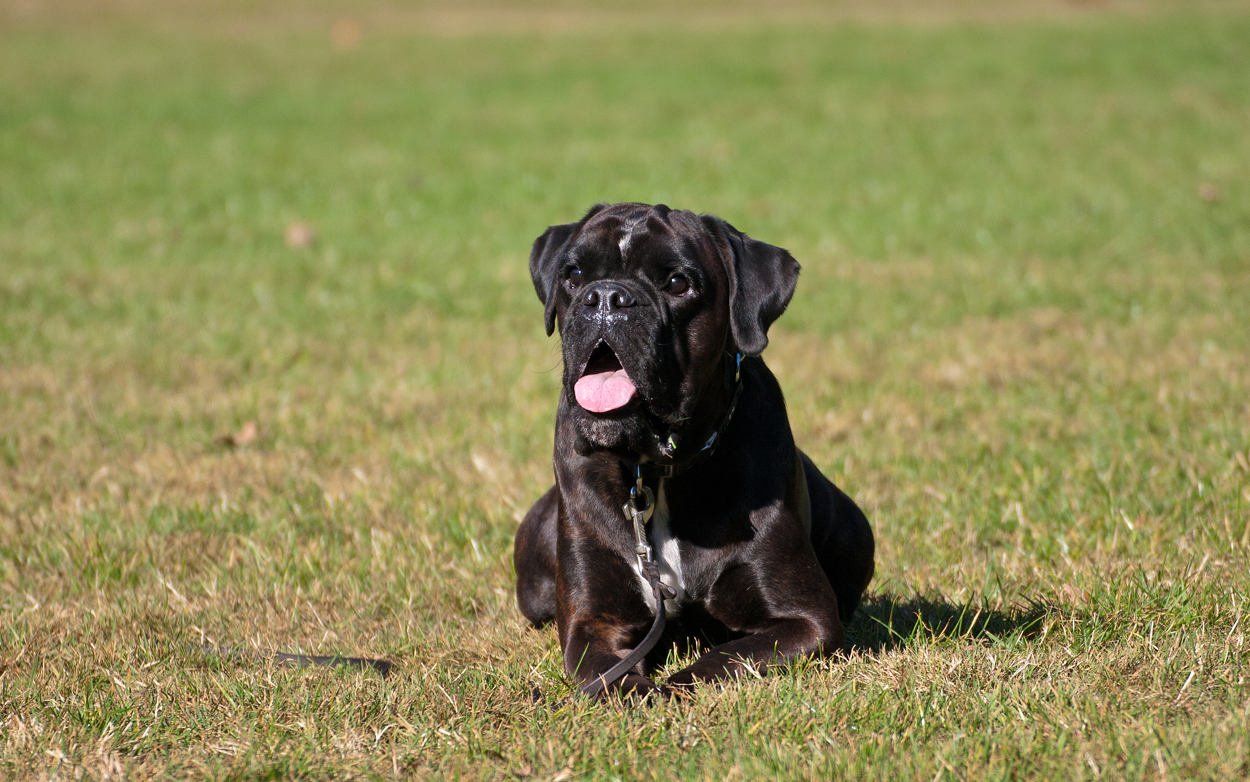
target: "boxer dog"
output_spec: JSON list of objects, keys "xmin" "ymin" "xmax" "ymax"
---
[{"xmin": 515, "ymin": 203, "xmax": 874, "ymax": 698}]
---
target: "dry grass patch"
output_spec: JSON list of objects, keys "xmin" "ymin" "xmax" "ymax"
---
[{"xmin": 3, "ymin": 8, "xmax": 1250, "ymax": 780}]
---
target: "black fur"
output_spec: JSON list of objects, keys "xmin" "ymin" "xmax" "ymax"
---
[{"xmin": 515, "ymin": 203, "xmax": 875, "ymax": 698}]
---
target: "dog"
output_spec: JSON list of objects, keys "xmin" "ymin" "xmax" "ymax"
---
[{"xmin": 514, "ymin": 203, "xmax": 874, "ymax": 697}]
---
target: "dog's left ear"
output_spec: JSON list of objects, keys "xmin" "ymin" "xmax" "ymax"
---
[{"xmin": 700, "ymin": 215, "xmax": 800, "ymax": 356}]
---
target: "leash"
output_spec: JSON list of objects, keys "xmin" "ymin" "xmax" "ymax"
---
[
  {"xmin": 579, "ymin": 467, "xmax": 676, "ymax": 698},
  {"xmin": 577, "ymin": 353, "xmax": 743, "ymax": 697},
  {"xmin": 194, "ymin": 644, "xmax": 393, "ymax": 677}
]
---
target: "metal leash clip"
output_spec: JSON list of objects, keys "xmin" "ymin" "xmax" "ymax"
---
[{"xmin": 622, "ymin": 472, "xmax": 655, "ymax": 564}]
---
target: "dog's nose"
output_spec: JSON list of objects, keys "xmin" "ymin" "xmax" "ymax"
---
[{"xmin": 582, "ymin": 282, "xmax": 636, "ymax": 314}]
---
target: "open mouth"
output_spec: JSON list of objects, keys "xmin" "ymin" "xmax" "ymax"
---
[{"xmin": 574, "ymin": 342, "xmax": 639, "ymax": 413}]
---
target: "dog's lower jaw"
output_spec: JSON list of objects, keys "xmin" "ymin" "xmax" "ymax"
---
[
  {"xmin": 564, "ymin": 391, "xmax": 668, "ymax": 460},
  {"xmin": 563, "ymin": 376, "xmax": 730, "ymax": 463},
  {"xmin": 570, "ymin": 414, "xmax": 648, "ymax": 457}
]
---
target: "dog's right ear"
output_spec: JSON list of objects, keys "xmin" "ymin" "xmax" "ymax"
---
[
  {"xmin": 699, "ymin": 214, "xmax": 800, "ymax": 357},
  {"xmin": 529, "ymin": 204, "xmax": 607, "ymax": 336}
]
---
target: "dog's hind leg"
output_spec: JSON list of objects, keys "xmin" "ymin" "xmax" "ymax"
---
[
  {"xmin": 800, "ymin": 451, "xmax": 875, "ymax": 622},
  {"xmin": 515, "ymin": 485, "xmax": 560, "ymax": 627}
]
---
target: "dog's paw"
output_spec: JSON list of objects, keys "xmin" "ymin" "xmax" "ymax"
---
[
  {"xmin": 598, "ymin": 674, "xmax": 662, "ymax": 704},
  {"xmin": 664, "ymin": 663, "xmax": 732, "ymax": 696},
  {"xmin": 663, "ymin": 669, "xmax": 700, "ymax": 695},
  {"xmin": 660, "ymin": 683, "xmax": 697, "ymax": 702}
]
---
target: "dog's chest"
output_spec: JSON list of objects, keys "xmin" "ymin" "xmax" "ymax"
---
[{"xmin": 634, "ymin": 480, "xmax": 688, "ymax": 616}]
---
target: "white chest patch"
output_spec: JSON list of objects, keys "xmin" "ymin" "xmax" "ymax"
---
[{"xmin": 634, "ymin": 480, "xmax": 686, "ymax": 616}]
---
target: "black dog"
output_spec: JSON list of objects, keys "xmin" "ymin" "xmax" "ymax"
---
[{"xmin": 514, "ymin": 203, "xmax": 874, "ymax": 697}]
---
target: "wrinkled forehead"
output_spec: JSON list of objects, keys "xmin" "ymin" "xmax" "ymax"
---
[{"xmin": 574, "ymin": 205, "xmax": 712, "ymax": 270}]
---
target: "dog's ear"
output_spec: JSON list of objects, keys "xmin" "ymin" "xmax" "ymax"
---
[
  {"xmin": 700, "ymin": 215, "xmax": 800, "ymax": 356},
  {"xmin": 530, "ymin": 204, "xmax": 608, "ymax": 336},
  {"xmin": 529, "ymin": 222, "xmax": 577, "ymax": 336}
]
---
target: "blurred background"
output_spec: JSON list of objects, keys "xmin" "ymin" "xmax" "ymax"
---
[{"xmin": 2, "ymin": 1, "xmax": 1249, "ymax": 778}]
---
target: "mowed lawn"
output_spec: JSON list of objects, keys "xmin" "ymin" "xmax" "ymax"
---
[{"xmin": 2, "ymin": 2, "xmax": 1250, "ymax": 779}]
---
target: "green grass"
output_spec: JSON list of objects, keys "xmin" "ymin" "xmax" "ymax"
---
[{"xmin": 2, "ymin": 2, "xmax": 1250, "ymax": 778}]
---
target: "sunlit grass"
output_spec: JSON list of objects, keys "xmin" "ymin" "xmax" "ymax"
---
[{"xmin": 2, "ymin": 3, "xmax": 1249, "ymax": 779}]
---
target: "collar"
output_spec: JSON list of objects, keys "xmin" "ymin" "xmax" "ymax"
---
[{"xmin": 639, "ymin": 352, "xmax": 743, "ymax": 481}]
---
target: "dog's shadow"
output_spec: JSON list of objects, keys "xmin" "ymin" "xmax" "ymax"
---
[
  {"xmin": 845, "ymin": 593, "xmax": 1054, "ymax": 655},
  {"xmin": 658, "ymin": 593, "xmax": 1054, "ymax": 674}
]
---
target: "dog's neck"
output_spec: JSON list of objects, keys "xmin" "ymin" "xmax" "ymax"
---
[{"xmin": 639, "ymin": 351, "xmax": 743, "ymax": 479}]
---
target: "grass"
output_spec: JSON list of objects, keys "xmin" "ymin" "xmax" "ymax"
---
[{"xmin": 2, "ymin": 1, "xmax": 1250, "ymax": 778}]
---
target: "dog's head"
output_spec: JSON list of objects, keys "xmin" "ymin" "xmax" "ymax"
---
[{"xmin": 530, "ymin": 202, "xmax": 799, "ymax": 460}]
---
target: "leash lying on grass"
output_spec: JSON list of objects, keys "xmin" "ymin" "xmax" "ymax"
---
[
  {"xmin": 194, "ymin": 644, "xmax": 394, "ymax": 678},
  {"xmin": 198, "ymin": 470, "xmax": 665, "ymax": 697}
]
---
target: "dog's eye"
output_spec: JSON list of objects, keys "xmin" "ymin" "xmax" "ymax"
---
[
  {"xmin": 666, "ymin": 274, "xmax": 690, "ymax": 296},
  {"xmin": 567, "ymin": 268, "xmax": 583, "ymax": 288}
]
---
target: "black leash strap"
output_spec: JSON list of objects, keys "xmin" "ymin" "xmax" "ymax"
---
[
  {"xmin": 579, "ymin": 469, "xmax": 676, "ymax": 698},
  {"xmin": 195, "ymin": 644, "xmax": 393, "ymax": 677},
  {"xmin": 579, "ymin": 562, "xmax": 672, "ymax": 698}
]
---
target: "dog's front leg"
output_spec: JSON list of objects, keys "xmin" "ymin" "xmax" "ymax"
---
[
  {"xmin": 664, "ymin": 614, "xmax": 841, "ymax": 691},
  {"xmin": 556, "ymin": 541, "xmax": 663, "ymax": 699},
  {"xmin": 561, "ymin": 611, "xmax": 662, "ymax": 699},
  {"xmin": 666, "ymin": 533, "xmax": 845, "ymax": 691}
]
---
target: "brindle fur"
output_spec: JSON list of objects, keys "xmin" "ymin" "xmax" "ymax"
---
[{"xmin": 515, "ymin": 203, "xmax": 874, "ymax": 697}]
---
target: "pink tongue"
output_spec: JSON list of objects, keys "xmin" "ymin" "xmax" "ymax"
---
[{"xmin": 574, "ymin": 369, "xmax": 638, "ymax": 413}]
